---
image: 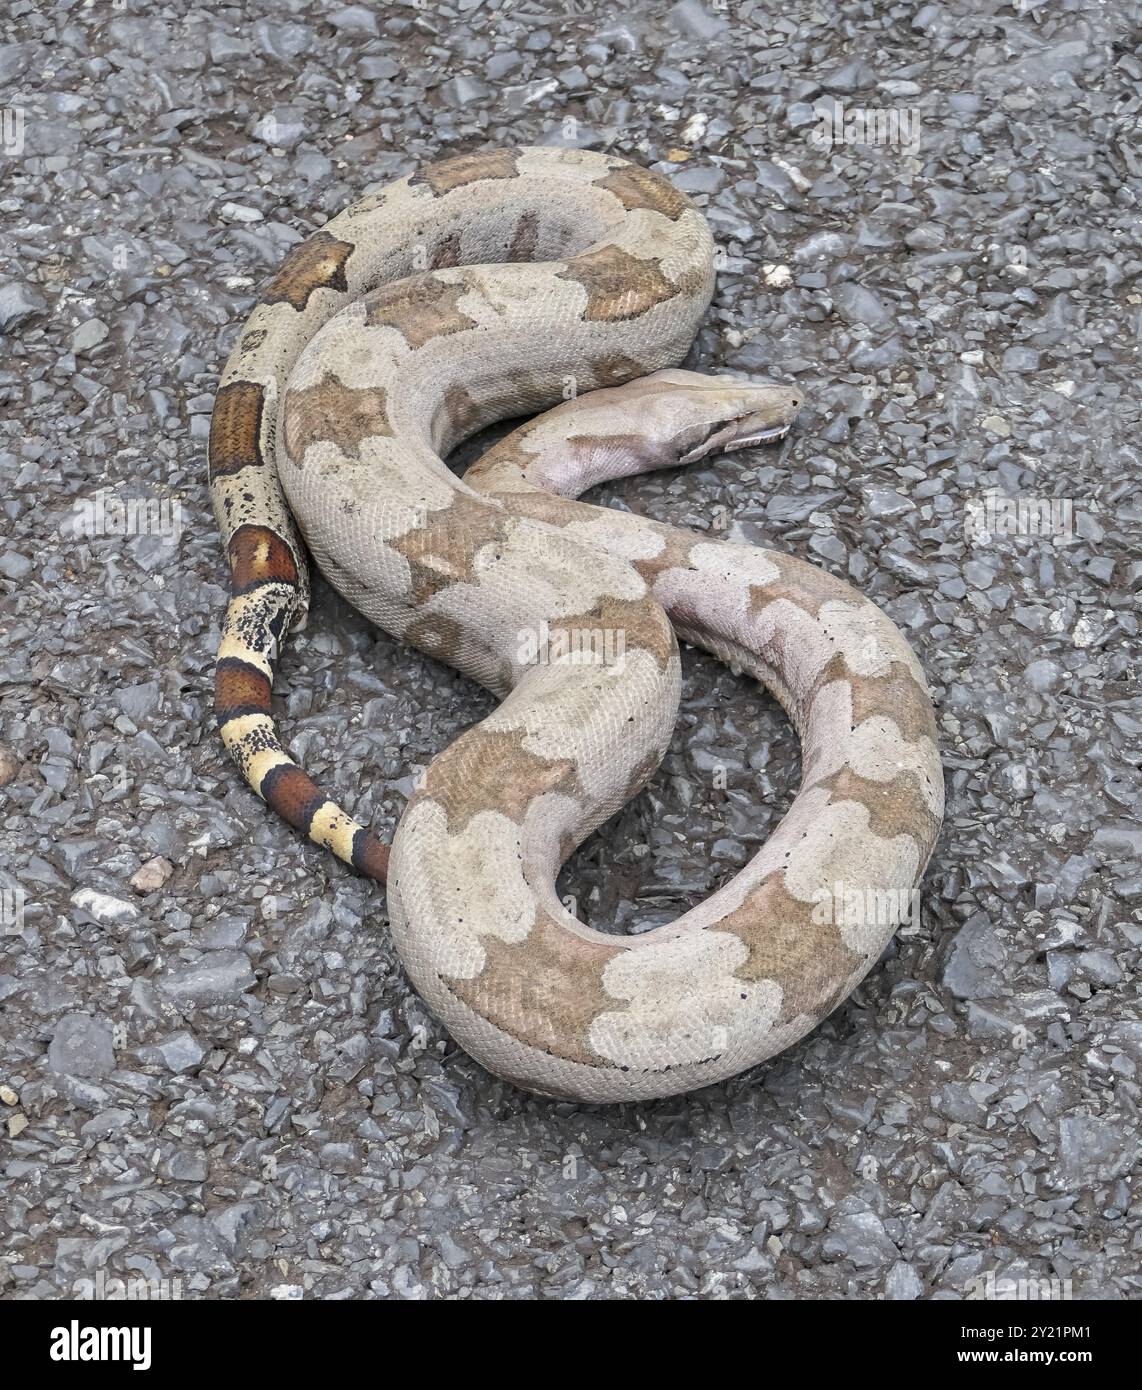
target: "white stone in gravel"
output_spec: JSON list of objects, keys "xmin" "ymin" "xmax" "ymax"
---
[
  {"xmin": 1072, "ymin": 615, "xmax": 1098, "ymax": 648},
  {"xmin": 220, "ymin": 202, "xmax": 264, "ymax": 223},
  {"xmin": 71, "ymin": 888, "xmax": 139, "ymax": 925},
  {"xmin": 0, "ymin": 551, "xmax": 32, "ymax": 580}
]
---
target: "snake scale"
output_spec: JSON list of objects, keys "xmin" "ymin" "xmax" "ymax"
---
[{"xmin": 208, "ymin": 147, "xmax": 943, "ymax": 1102}]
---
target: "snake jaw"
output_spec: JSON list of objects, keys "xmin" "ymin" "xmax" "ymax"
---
[
  {"xmin": 718, "ymin": 420, "xmax": 792, "ymax": 451},
  {"xmin": 677, "ymin": 403, "xmax": 799, "ymax": 464}
]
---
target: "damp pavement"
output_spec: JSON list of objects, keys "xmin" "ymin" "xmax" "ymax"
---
[{"xmin": 0, "ymin": 0, "xmax": 1138, "ymax": 1300}]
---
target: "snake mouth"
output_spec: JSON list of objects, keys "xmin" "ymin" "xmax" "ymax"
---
[
  {"xmin": 722, "ymin": 422, "xmax": 791, "ymax": 450},
  {"xmin": 679, "ymin": 418, "xmax": 791, "ymax": 464}
]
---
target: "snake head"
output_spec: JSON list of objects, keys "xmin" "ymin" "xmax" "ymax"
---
[
  {"xmin": 640, "ymin": 370, "xmax": 803, "ymax": 464},
  {"xmin": 481, "ymin": 369, "xmax": 804, "ymax": 496}
]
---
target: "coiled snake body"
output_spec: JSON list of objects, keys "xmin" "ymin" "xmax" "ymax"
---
[{"xmin": 209, "ymin": 147, "xmax": 943, "ymax": 1102}]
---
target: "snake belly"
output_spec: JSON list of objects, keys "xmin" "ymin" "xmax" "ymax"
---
[{"xmin": 209, "ymin": 146, "xmax": 944, "ymax": 1103}]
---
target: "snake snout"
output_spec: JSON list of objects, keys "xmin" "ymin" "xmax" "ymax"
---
[{"xmin": 675, "ymin": 383, "xmax": 804, "ymax": 464}]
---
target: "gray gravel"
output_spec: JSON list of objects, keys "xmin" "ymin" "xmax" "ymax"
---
[{"xmin": 1, "ymin": 0, "xmax": 1139, "ymax": 1301}]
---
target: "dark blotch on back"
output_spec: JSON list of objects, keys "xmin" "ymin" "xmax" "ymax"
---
[
  {"xmin": 227, "ymin": 525, "xmax": 300, "ymax": 595},
  {"xmin": 409, "ymin": 149, "xmax": 520, "ymax": 196},
  {"xmin": 209, "ymin": 381, "xmax": 266, "ymax": 480},
  {"xmin": 215, "ymin": 656, "xmax": 272, "ymax": 723},
  {"xmin": 593, "ymin": 166, "xmax": 691, "ymax": 222},
  {"xmin": 351, "ymin": 827, "xmax": 390, "ymax": 882},
  {"xmin": 259, "ymin": 763, "xmax": 325, "ymax": 832},
  {"xmin": 261, "ymin": 230, "xmax": 354, "ymax": 312}
]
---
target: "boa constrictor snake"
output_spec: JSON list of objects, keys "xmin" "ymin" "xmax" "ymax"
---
[{"xmin": 209, "ymin": 147, "xmax": 943, "ymax": 1103}]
